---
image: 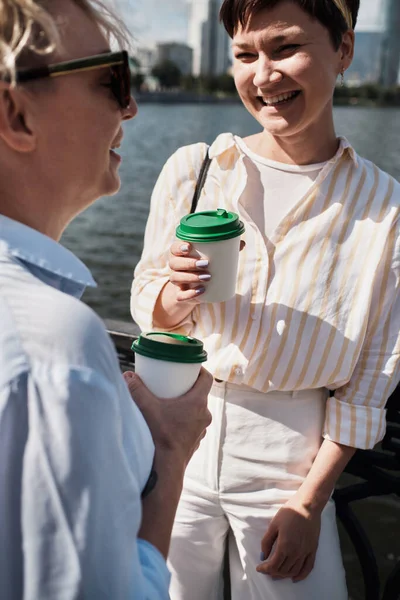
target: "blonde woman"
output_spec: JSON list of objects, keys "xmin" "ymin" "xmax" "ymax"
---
[
  {"xmin": 131, "ymin": 1, "xmax": 400, "ymax": 599},
  {"xmin": 0, "ymin": 2, "xmax": 212, "ymax": 599}
]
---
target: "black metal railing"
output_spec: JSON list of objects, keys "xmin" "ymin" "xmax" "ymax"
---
[
  {"xmin": 106, "ymin": 319, "xmax": 400, "ymax": 600},
  {"xmin": 333, "ymin": 386, "xmax": 400, "ymax": 600}
]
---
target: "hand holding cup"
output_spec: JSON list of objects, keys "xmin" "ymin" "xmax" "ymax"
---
[
  {"xmin": 170, "ymin": 209, "xmax": 245, "ymax": 304},
  {"xmin": 124, "ymin": 367, "xmax": 213, "ymax": 465},
  {"xmin": 168, "ymin": 240, "xmax": 211, "ymax": 302}
]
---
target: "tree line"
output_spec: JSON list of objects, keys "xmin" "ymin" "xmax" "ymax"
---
[
  {"xmin": 334, "ymin": 83, "xmax": 400, "ymax": 107},
  {"xmin": 132, "ymin": 59, "xmax": 237, "ymax": 94},
  {"xmin": 132, "ymin": 58, "xmax": 400, "ymax": 106}
]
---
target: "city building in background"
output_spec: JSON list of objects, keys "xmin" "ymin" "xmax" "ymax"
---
[
  {"xmin": 156, "ymin": 42, "xmax": 193, "ymax": 76},
  {"xmin": 346, "ymin": 32, "xmax": 383, "ymax": 85},
  {"xmin": 188, "ymin": 0, "xmax": 230, "ymax": 76},
  {"xmin": 379, "ymin": 0, "xmax": 400, "ymax": 85},
  {"xmin": 187, "ymin": 0, "xmax": 208, "ymax": 75},
  {"xmin": 134, "ymin": 47, "xmax": 157, "ymax": 75},
  {"xmin": 134, "ymin": 0, "xmax": 400, "ymax": 88}
]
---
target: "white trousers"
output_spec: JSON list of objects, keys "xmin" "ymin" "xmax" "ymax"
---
[{"xmin": 168, "ymin": 381, "xmax": 348, "ymax": 600}]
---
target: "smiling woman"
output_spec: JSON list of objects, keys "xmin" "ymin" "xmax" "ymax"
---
[{"xmin": 130, "ymin": 1, "xmax": 400, "ymax": 600}]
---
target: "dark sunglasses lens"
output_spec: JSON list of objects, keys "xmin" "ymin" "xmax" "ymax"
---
[{"xmin": 110, "ymin": 61, "xmax": 130, "ymax": 109}]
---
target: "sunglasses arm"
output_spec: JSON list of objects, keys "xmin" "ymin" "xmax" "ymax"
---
[{"xmin": 16, "ymin": 65, "xmax": 51, "ymax": 83}]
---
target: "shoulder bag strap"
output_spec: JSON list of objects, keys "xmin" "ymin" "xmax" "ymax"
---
[{"xmin": 190, "ymin": 147, "xmax": 212, "ymax": 214}]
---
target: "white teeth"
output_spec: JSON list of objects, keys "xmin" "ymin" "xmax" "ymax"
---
[{"xmin": 261, "ymin": 91, "xmax": 298, "ymax": 106}]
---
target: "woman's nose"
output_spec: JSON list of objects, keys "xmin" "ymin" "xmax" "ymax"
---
[
  {"xmin": 253, "ymin": 58, "xmax": 283, "ymax": 89},
  {"xmin": 123, "ymin": 95, "xmax": 138, "ymax": 120}
]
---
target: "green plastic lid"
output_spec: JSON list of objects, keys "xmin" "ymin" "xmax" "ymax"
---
[
  {"xmin": 176, "ymin": 208, "xmax": 245, "ymax": 243},
  {"xmin": 132, "ymin": 332, "xmax": 208, "ymax": 364}
]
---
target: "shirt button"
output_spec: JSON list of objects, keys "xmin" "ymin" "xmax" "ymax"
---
[
  {"xmin": 234, "ymin": 367, "xmax": 243, "ymax": 376},
  {"xmin": 251, "ymin": 312, "xmax": 257, "ymax": 320}
]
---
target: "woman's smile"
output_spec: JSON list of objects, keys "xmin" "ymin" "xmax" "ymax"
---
[
  {"xmin": 257, "ymin": 90, "xmax": 302, "ymax": 109},
  {"xmin": 109, "ymin": 149, "xmax": 122, "ymax": 162}
]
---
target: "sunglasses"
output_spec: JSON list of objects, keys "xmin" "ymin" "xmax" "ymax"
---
[{"xmin": 16, "ymin": 51, "xmax": 132, "ymax": 109}]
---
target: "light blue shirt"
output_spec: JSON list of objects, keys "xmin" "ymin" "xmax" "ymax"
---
[{"xmin": 0, "ymin": 215, "xmax": 170, "ymax": 600}]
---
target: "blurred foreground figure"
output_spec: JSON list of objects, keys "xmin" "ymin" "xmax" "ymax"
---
[{"xmin": 0, "ymin": 2, "xmax": 212, "ymax": 598}]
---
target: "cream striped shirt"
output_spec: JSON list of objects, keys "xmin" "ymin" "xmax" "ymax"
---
[{"xmin": 131, "ymin": 133, "xmax": 400, "ymax": 450}]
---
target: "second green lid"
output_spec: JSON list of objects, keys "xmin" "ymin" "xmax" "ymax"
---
[
  {"xmin": 132, "ymin": 332, "xmax": 208, "ymax": 363},
  {"xmin": 176, "ymin": 208, "xmax": 245, "ymax": 243}
]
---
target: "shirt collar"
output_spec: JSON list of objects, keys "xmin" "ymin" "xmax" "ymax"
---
[
  {"xmin": 335, "ymin": 136, "xmax": 359, "ymax": 167},
  {"xmin": 0, "ymin": 215, "xmax": 96, "ymax": 289},
  {"xmin": 209, "ymin": 133, "xmax": 238, "ymax": 159},
  {"xmin": 209, "ymin": 132, "xmax": 359, "ymax": 168}
]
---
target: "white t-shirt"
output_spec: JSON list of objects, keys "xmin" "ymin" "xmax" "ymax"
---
[{"xmin": 235, "ymin": 136, "xmax": 327, "ymax": 239}]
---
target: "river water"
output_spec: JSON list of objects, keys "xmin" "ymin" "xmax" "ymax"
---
[{"xmin": 61, "ymin": 104, "xmax": 400, "ymax": 321}]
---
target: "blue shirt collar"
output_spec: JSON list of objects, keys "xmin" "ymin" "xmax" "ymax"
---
[{"xmin": 0, "ymin": 215, "xmax": 97, "ymax": 296}]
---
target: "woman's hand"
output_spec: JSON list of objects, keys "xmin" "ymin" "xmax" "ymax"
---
[
  {"xmin": 168, "ymin": 241, "xmax": 210, "ymax": 302},
  {"xmin": 168, "ymin": 239, "xmax": 245, "ymax": 303},
  {"xmin": 257, "ymin": 495, "xmax": 322, "ymax": 583},
  {"xmin": 124, "ymin": 367, "xmax": 213, "ymax": 465},
  {"xmin": 257, "ymin": 439, "xmax": 356, "ymax": 583}
]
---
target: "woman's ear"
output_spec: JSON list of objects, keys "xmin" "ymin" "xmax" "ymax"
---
[
  {"xmin": 0, "ymin": 83, "xmax": 37, "ymax": 153},
  {"xmin": 340, "ymin": 30, "xmax": 355, "ymax": 72}
]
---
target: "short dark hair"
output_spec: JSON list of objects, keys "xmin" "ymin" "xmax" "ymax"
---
[{"xmin": 219, "ymin": 0, "xmax": 360, "ymax": 50}]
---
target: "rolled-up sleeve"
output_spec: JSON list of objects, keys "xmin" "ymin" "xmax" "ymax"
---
[
  {"xmin": 19, "ymin": 365, "xmax": 170, "ymax": 600},
  {"xmin": 131, "ymin": 144, "xmax": 208, "ymax": 335},
  {"xmin": 324, "ymin": 226, "xmax": 400, "ymax": 449}
]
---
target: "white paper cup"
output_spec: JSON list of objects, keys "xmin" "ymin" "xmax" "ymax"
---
[
  {"xmin": 134, "ymin": 354, "xmax": 202, "ymax": 398},
  {"xmin": 176, "ymin": 208, "xmax": 245, "ymax": 303},
  {"xmin": 132, "ymin": 332, "xmax": 207, "ymax": 399},
  {"xmin": 191, "ymin": 235, "xmax": 241, "ymax": 302}
]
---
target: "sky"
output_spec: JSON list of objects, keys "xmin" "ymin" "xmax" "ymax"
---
[{"xmin": 118, "ymin": 0, "xmax": 386, "ymax": 48}]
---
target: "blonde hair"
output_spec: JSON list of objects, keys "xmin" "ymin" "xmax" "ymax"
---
[
  {"xmin": 0, "ymin": 0, "xmax": 131, "ymax": 83},
  {"xmin": 331, "ymin": 0, "xmax": 353, "ymax": 29}
]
